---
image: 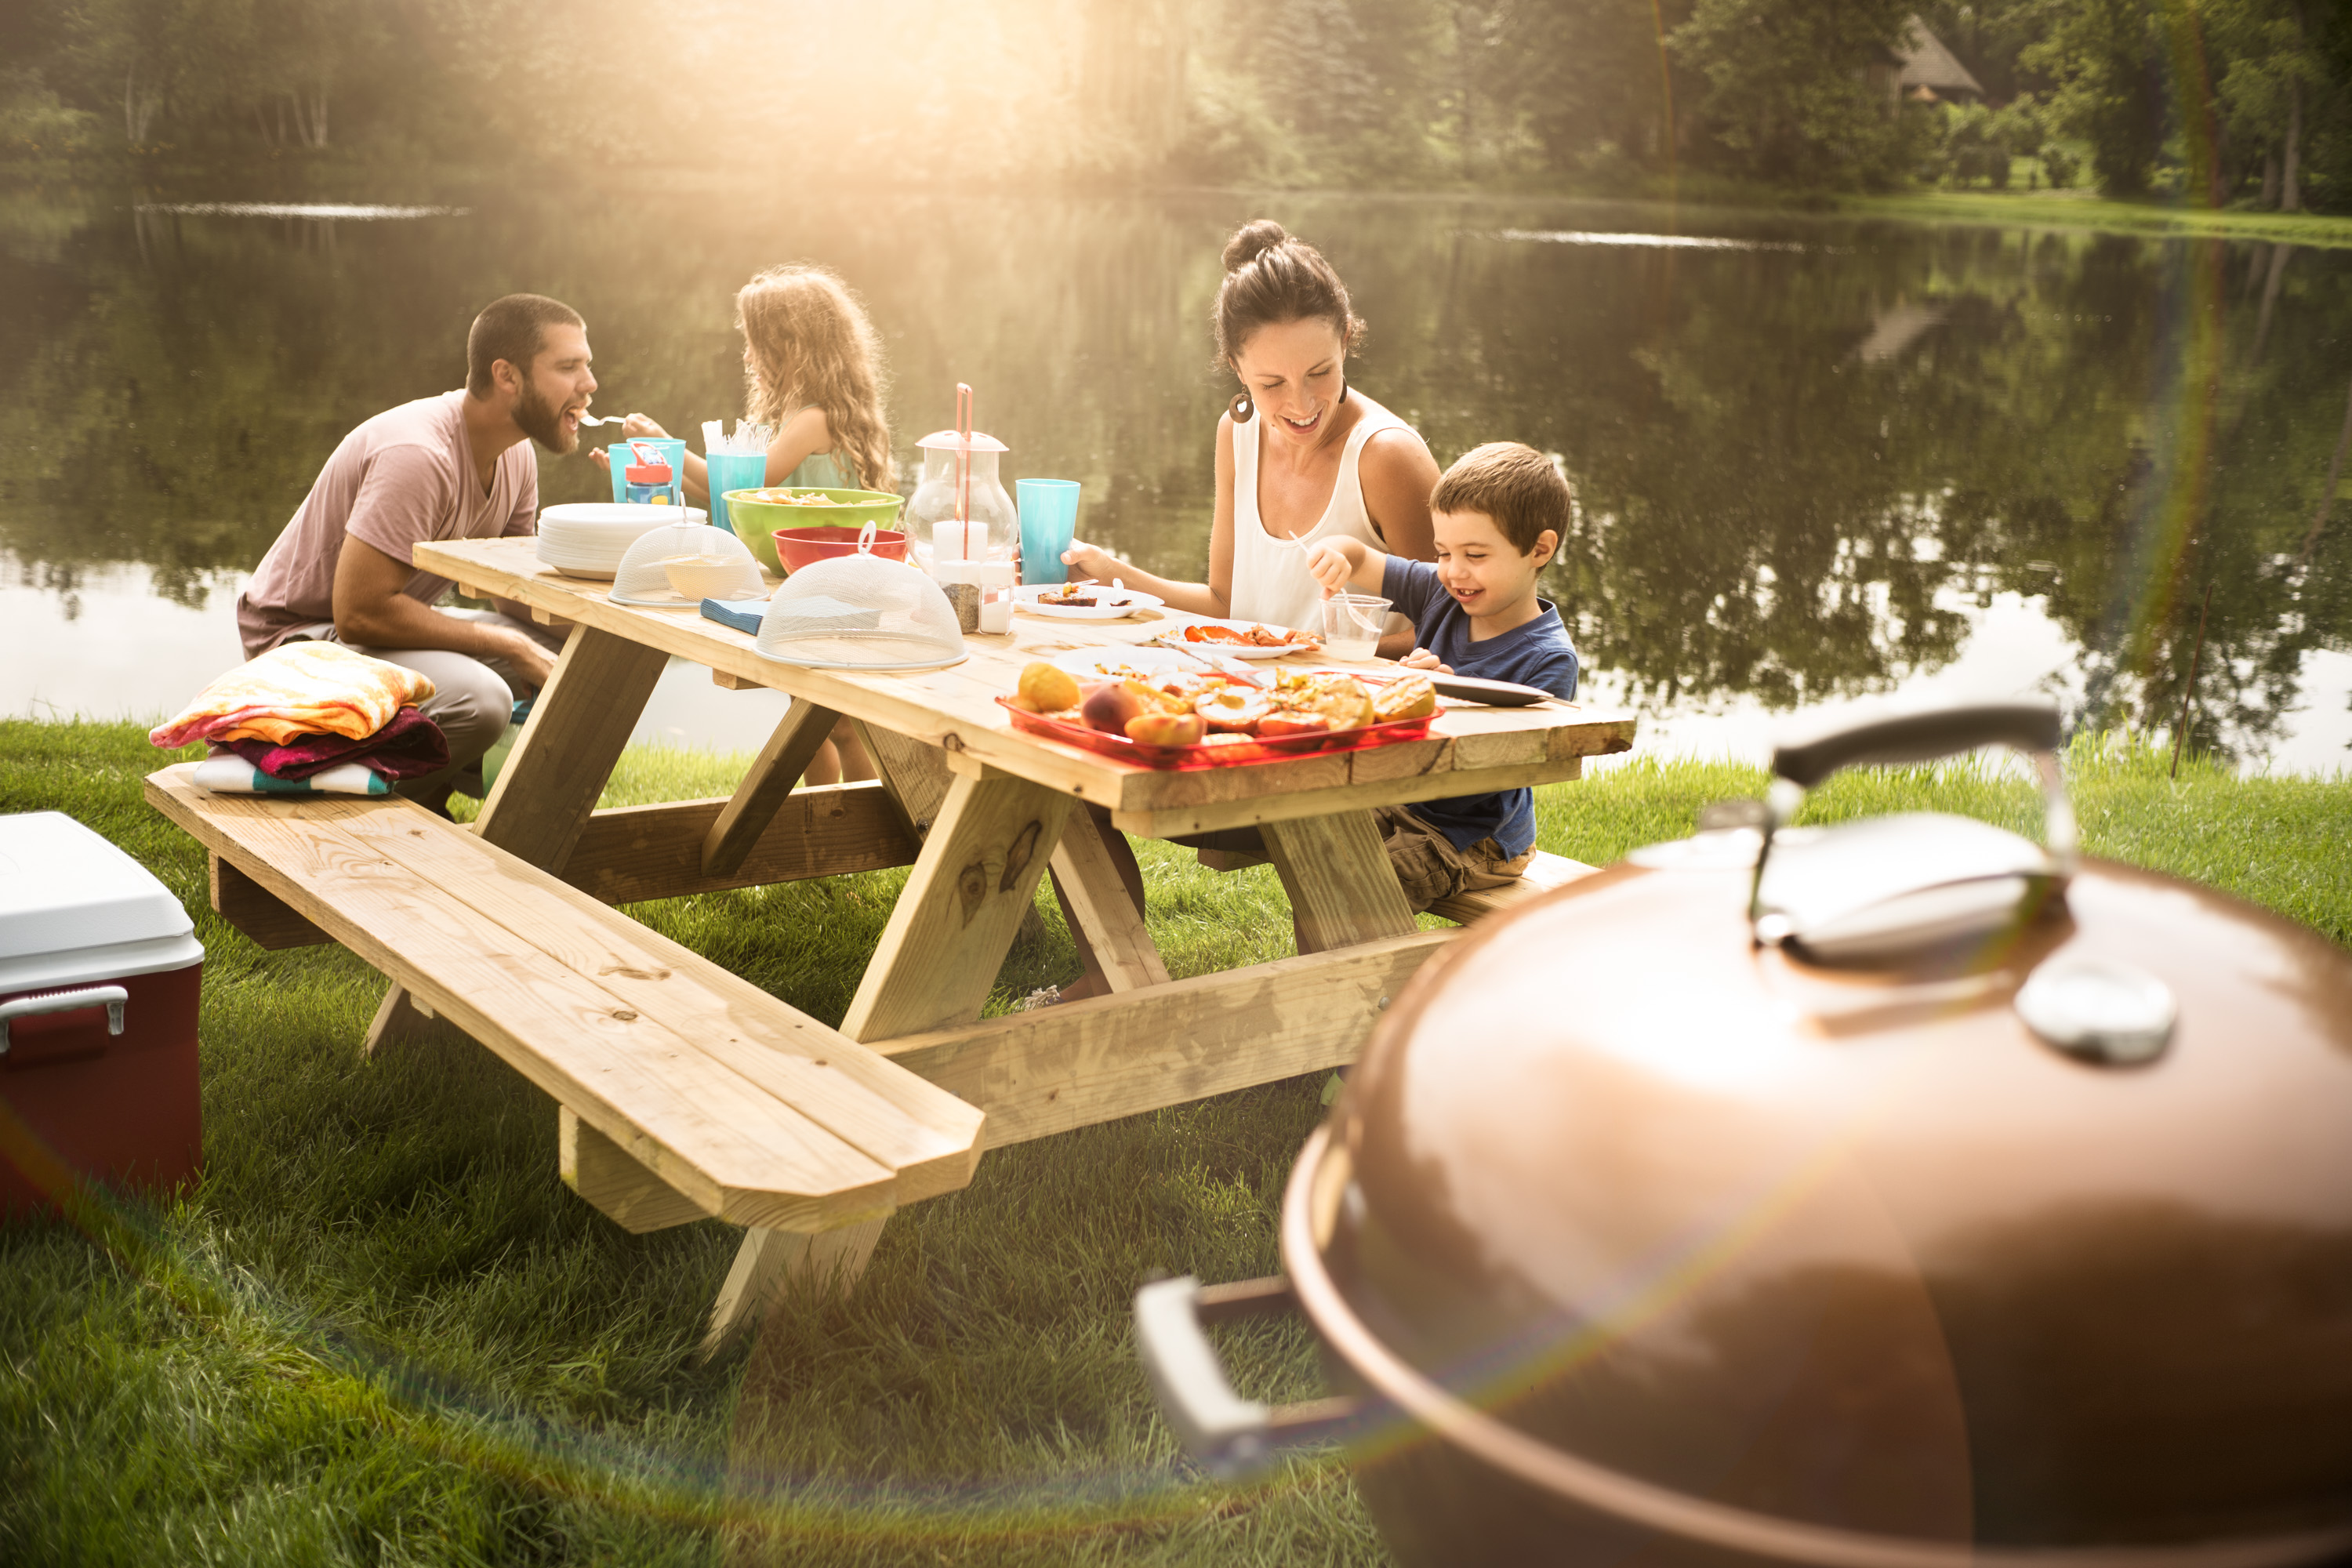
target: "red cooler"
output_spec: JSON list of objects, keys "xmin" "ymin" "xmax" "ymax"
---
[{"xmin": 0, "ymin": 811, "xmax": 205, "ymax": 1214}]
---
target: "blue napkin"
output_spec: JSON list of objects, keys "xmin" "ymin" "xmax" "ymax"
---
[{"xmin": 701, "ymin": 599, "xmax": 764, "ymax": 635}]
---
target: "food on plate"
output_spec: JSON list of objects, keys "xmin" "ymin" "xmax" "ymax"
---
[
  {"xmin": 1015, "ymin": 661, "xmax": 1083, "ymax": 714},
  {"xmin": 1193, "ymin": 686, "xmax": 1272, "ymax": 733},
  {"xmin": 1182, "ymin": 622, "xmax": 1320, "ymax": 650},
  {"xmin": 1037, "ymin": 583, "xmax": 1122, "ymax": 608},
  {"xmin": 1125, "ymin": 710, "xmax": 1206, "ymax": 746},
  {"xmin": 1371, "ymin": 673, "xmax": 1438, "ymax": 723}
]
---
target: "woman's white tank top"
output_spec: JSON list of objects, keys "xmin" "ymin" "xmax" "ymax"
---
[{"xmin": 1228, "ymin": 390, "xmax": 1417, "ymax": 633}]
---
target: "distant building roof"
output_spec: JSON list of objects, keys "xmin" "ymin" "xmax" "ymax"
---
[{"xmin": 1896, "ymin": 16, "xmax": 1984, "ymax": 100}]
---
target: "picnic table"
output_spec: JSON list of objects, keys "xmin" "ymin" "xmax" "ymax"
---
[{"xmin": 156, "ymin": 532, "xmax": 1633, "ymax": 1354}]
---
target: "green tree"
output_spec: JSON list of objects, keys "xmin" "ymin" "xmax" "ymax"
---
[
  {"xmin": 1670, "ymin": 0, "xmax": 1921, "ymax": 189},
  {"xmin": 2024, "ymin": 0, "xmax": 2168, "ymax": 194}
]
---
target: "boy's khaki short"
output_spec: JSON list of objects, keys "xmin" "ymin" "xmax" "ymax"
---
[{"xmin": 1370, "ymin": 804, "xmax": 1534, "ymax": 913}]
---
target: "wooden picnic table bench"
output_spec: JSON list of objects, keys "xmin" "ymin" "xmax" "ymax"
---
[
  {"xmin": 154, "ymin": 532, "xmax": 1634, "ymax": 1356},
  {"xmin": 146, "ymin": 768, "xmax": 985, "ymax": 1239}
]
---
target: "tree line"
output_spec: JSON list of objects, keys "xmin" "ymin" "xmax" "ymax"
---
[{"xmin": 1, "ymin": 0, "xmax": 2344, "ymax": 206}]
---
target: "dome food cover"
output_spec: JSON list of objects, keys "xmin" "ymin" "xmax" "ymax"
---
[
  {"xmin": 1137, "ymin": 702, "xmax": 2352, "ymax": 1568},
  {"xmin": 753, "ymin": 526, "xmax": 967, "ymax": 672},
  {"xmin": 606, "ymin": 521, "xmax": 766, "ymax": 608}
]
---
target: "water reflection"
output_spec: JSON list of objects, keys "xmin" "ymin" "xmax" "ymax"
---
[{"xmin": 0, "ymin": 186, "xmax": 2345, "ymax": 768}]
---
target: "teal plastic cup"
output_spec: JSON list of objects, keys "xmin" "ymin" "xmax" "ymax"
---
[
  {"xmin": 608, "ymin": 437, "xmax": 687, "ymax": 505},
  {"xmin": 1017, "ymin": 479, "xmax": 1081, "ymax": 585},
  {"xmin": 703, "ymin": 451, "xmax": 769, "ymax": 535}
]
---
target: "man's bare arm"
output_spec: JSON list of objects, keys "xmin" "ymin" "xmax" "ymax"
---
[{"xmin": 332, "ymin": 539, "xmax": 555, "ymax": 688}]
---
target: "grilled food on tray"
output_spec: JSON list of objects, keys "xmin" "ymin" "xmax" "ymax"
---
[{"xmin": 1007, "ymin": 662, "xmax": 1432, "ymax": 747}]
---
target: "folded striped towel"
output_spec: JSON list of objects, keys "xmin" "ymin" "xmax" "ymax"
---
[
  {"xmin": 191, "ymin": 758, "xmax": 392, "ymax": 797},
  {"xmin": 151, "ymin": 642, "xmax": 436, "ymax": 749}
]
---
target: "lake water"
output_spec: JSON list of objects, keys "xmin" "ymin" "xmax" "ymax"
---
[{"xmin": 4, "ymin": 183, "xmax": 2348, "ymax": 773}]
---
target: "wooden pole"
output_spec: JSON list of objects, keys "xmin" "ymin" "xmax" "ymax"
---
[{"xmin": 2171, "ymin": 581, "xmax": 2215, "ymax": 780}]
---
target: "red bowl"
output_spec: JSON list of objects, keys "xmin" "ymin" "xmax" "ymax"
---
[{"xmin": 773, "ymin": 525, "xmax": 909, "ymax": 574}]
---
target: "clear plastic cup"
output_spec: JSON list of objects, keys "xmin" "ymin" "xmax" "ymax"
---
[
  {"xmin": 1017, "ymin": 478, "xmax": 1080, "ymax": 585},
  {"xmin": 1320, "ymin": 593, "xmax": 1391, "ymax": 662},
  {"xmin": 703, "ymin": 451, "xmax": 768, "ymax": 536}
]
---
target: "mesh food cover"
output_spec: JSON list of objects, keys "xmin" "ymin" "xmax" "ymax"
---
[
  {"xmin": 608, "ymin": 521, "xmax": 767, "ymax": 608},
  {"xmin": 754, "ymin": 550, "xmax": 968, "ymax": 671}
]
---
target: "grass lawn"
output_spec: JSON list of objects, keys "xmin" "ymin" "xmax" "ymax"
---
[
  {"xmin": 1835, "ymin": 187, "xmax": 2352, "ymax": 249},
  {"xmin": 2, "ymin": 720, "xmax": 2348, "ymax": 1566}
]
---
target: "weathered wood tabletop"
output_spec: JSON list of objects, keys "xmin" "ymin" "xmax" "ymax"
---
[{"xmin": 401, "ymin": 534, "xmax": 1635, "ymax": 1344}]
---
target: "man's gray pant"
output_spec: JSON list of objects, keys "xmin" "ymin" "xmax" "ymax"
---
[{"xmin": 281, "ymin": 608, "xmax": 566, "ymax": 798}]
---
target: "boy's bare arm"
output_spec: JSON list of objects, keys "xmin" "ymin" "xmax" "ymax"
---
[{"xmin": 1305, "ymin": 536, "xmax": 1387, "ymax": 597}]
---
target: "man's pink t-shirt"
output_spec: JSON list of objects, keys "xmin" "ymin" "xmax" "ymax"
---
[{"xmin": 237, "ymin": 390, "xmax": 537, "ymax": 656}]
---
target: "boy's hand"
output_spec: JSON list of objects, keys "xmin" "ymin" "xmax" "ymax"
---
[
  {"xmin": 1399, "ymin": 646, "xmax": 1454, "ymax": 675},
  {"xmin": 1304, "ymin": 539, "xmax": 1357, "ymax": 597}
]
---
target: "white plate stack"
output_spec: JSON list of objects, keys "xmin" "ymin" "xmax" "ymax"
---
[{"xmin": 534, "ymin": 503, "xmax": 704, "ymax": 580}]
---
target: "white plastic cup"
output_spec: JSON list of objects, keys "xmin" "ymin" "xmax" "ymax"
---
[{"xmin": 1320, "ymin": 593, "xmax": 1390, "ymax": 662}]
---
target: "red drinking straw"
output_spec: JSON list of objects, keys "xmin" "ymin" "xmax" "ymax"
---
[{"xmin": 955, "ymin": 383, "xmax": 974, "ymax": 539}]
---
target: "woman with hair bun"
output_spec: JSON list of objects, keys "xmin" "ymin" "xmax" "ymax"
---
[{"xmin": 1061, "ymin": 220, "xmax": 1439, "ymax": 644}]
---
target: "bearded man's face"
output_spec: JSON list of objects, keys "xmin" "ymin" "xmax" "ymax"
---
[{"xmin": 510, "ymin": 325, "xmax": 594, "ymax": 453}]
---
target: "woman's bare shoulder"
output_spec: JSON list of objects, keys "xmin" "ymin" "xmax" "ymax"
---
[{"xmin": 1360, "ymin": 422, "xmax": 1438, "ymax": 478}]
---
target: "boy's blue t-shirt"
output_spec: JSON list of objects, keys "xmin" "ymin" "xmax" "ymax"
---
[{"xmin": 1380, "ymin": 557, "xmax": 1581, "ymax": 857}]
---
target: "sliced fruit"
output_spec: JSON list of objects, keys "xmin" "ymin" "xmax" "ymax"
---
[
  {"xmin": 1194, "ymin": 687, "xmax": 1272, "ymax": 732},
  {"xmin": 1126, "ymin": 710, "xmax": 1207, "ymax": 746}
]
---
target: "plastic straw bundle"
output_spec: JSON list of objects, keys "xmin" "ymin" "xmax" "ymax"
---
[{"xmin": 702, "ymin": 419, "xmax": 775, "ymax": 456}]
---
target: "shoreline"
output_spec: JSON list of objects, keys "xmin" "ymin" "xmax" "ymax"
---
[{"xmin": 9, "ymin": 159, "xmax": 2351, "ymax": 249}]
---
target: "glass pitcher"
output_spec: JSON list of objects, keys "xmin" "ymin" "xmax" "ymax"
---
[{"xmin": 908, "ymin": 429, "xmax": 1018, "ymax": 575}]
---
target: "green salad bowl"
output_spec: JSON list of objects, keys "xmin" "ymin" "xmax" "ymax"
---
[{"xmin": 724, "ymin": 487, "xmax": 905, "ymax": 575}]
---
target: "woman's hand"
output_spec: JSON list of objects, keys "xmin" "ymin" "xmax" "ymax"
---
[
  {"xmin": 1059, "ymin": 539, "xmax": 1128, "ymax": 583},
  {"xmin": 1398, "ymin": 646, "xmax": 1453, "ymax": 675}
]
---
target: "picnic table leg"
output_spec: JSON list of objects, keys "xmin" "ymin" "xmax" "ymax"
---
[
  {"xmin": 851, "ymin": 721, "xmax": 954, "ymax": 841},
  {"xmin": 1260, "ymin": 808, "xmax": 1418, "ymax": 953},
  {"xmin": 704, "ymin": 769, "xmax": 1075, "ymax": 1355},
  {"xmin": 365, "ymin": 622, "xmax": 668, "ymax": 1055},
  {"xmin": 1049, "ymin": 812, "xmax": 1167, "ymax": 994},
  {"xmin": 701, "ymin": 699, "xmax": 841, "ymax": 877}
]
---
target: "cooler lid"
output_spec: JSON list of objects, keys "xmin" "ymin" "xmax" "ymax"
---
[{"xmin": 0, "ymin": 811, "xmax": 194, "ymax": 963}]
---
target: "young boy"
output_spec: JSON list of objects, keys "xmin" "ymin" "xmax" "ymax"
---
[{"xmin": 1305, "ymin": 441, "xmax": 1579, "ymax": 911}]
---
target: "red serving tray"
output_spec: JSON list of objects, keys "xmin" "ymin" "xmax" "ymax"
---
[{"xmin": 997, "ymin": 696, "xmax": 1433, "ymax": 771}]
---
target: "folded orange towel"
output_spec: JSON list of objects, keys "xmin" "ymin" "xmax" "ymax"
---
[{"xmin": 151, "ymin": 642, "xmax": 437, "ymax": 750}]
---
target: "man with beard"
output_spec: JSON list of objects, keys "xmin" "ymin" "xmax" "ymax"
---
[{"xmin": 236, "ymin": 294, "xmax": 597, "ymax": 813}]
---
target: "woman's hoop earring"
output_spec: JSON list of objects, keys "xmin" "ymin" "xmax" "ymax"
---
[{"xmin": 1229, "ymin": 391, "xmax": 1254, "ymax": 423}]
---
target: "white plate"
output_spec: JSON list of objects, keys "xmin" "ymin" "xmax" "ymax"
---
[
  {"xmin": 539, "ymin": 503, "xmax": 706, "ymax": 534},
  {"xmin": 1161, "ymin": 619, "xmax": 1323, "ymax": 660},
  {"xmin": 1014, "ymin": 584, "xmax": 1164, "ymax": 622},
  {"xmin": 1051, "ymin": 645, "xmax": 1192, "ymax": 682}
]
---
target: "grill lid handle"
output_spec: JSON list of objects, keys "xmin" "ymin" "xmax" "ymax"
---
[
  {"xmin": 1749, "ymin": 701, "xmax": 2076, "ymax": 960},
  {"xmin": 1771, "ymin": 702, "xmax": 2063, "ymax": 789}
]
